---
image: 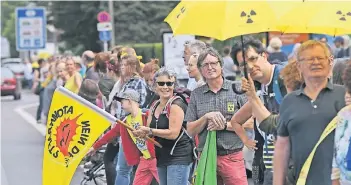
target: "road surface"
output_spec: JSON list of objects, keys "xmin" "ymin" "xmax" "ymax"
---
[
  {"xmin": 1, "ymin": 90, "xmax": 91, "ymax": 185},
  {"xmin": 1, "ymin": 90, "xmax": 254, "ymax": 185}
]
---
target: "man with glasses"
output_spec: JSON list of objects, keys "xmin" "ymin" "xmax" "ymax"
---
[
  {"xmin": 183, "ymin": 40, "xmax": 207, "ymax": 90},
  {"xmin": 231, "ymin": 37, "xmax": 287, "ymax": 185},
  {"xmin": 274, "ymin": 40, "xmax": 345, "ymax": 185},
  {"xmin": 185, "ymin": 47, "xmax": 256, "ymax": 185}
]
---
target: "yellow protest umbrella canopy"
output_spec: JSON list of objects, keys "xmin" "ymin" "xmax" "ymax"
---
[
  {"xmin": 165, "ymin": 0, "xmax": 301, "ymax": 41},
  {"xmin": 276, "ymin": 1, "xmax": 351, "ymax": 36}
]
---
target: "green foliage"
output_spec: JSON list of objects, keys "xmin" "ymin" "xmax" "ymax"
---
[
  {"xmin": 112, "ymin": 1, "xmax": 177, "ymax": 44},
  {"xmin": 41, "ymin": 1, "xmax": 177, "ymax": 55},
  {"xmin": 128, "ymin": 43, "xmax": 163, "ymax": 64},
  {"xmin": 49, "ymin": 1, "xmax": 102, "ymax": 54},
  {"xmin": 1, "ymin": 1, "xmax": 28, "ymax": 57}
]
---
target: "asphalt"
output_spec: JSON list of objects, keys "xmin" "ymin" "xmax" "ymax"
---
[
  {"xmin": 1, "ymin": 90, "xmax": 93, "ymax": 185},
  {"xmin": 1, "ymin": 89, "xmax": 253, "ymax": 185}
]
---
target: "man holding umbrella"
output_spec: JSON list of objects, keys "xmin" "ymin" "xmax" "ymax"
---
[{"xmin": 230, "ymin": 36, "xmax": 288, "ymax": 185}]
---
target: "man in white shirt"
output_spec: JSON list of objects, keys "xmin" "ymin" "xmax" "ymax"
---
[{"xmin": 183, "ymin": 40, "xmax": 207, "ymax": 90}]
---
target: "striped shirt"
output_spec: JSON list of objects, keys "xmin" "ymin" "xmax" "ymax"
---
[{"xmin": 258, "ymin": 65, "xmax": 281, "ymax": 172}]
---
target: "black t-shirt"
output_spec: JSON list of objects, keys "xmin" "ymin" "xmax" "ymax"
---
[{"xmin": 149, "ymin": 99, "xmax": 194, "ymax": 167}]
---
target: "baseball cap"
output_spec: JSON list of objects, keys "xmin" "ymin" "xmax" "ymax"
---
[{"xmin": 114, "ymin": 89, "xmax": 140, "ymax": 103}]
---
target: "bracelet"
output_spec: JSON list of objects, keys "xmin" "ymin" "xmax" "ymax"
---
[{"xmin": 223, "ymin": 123, "xmax": 227, "ymax": 130}]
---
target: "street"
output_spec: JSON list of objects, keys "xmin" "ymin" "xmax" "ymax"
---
[
  {"xmin": 1, "ymin": 90, "xmax": 89, "ymax": 185},
  {"xmin": 1, "ymin": 90, "xmax": 254, "ymax": 185}
]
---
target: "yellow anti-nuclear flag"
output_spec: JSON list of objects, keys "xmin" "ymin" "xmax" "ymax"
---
[{"xmin": 43, "ymin": 87, "xmax": 115, "ymax": 185}]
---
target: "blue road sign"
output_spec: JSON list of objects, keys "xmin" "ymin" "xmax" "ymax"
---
[
  {"xmin": 16, "ymin": 7, "xmax": 46, "ymax": 51},
  {"xmin": 99, "ymin": 31, "xmax": 111, "ymax": 42}
]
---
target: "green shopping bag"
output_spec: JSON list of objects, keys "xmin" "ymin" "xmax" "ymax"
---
[{"xmin": 195, "ymin": 131, "xmax": 217, "ymax": 185}]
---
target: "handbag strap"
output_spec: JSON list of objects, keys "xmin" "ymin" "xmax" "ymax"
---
[{"xmin": 296, "ymin": 116, "xmax": 340, "ymax": 185}]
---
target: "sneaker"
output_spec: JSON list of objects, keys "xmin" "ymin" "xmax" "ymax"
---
[{"xmin": 37, "ymin": 120, "xmax": 42, "ymax": 124}]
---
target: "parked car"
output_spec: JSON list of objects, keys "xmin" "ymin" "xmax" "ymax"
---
[
  {"xmin": 1, "ymin": 58, "xmax": 25, "ymax": 82},
  {"xmin": 1, "ymin": 67, "xmax": 21, "ymax": 100}
]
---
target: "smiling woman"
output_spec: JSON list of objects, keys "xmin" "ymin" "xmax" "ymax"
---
[{"xmin": 133, "ymin": 67, "xmax": 195, "ymax": 185}]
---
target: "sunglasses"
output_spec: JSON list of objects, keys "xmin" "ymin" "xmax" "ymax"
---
[{"xmin": 156, "ymin": 81, "xmax": 174, "ymax": 87}]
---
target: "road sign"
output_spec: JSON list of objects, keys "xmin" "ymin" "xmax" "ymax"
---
[
  {"xmin": 99, "ymin": 31, "xmax": 111, "ymax": 41},
  {"xmin": 16, "ymin": 7, "xmax": 46, "ymax": 51},
  {"xmin": 97, "ymin": 11, "xmax": 111, "ymax": 22},
  {"xmin": 97, "ymin": 22, "xmax": 112, "ymax": 31}
]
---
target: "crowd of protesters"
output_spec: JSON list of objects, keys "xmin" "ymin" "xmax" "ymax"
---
[{"xmin": 28, "ymin": 34, "xmax": 351, "ymax": 185}]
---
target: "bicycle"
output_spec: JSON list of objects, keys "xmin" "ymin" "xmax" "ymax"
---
[{"xmin": 80, "ymin": 148, "xmax": 107, "ymax": 185}]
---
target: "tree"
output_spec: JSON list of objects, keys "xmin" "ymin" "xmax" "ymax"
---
[
  {"xmin": 1, "ymin": 1, "xmax": 28, "ymax": 57},
  {"xmin": 49, "ymin": 1, "xmax": 102, "ymax": 54},
  {"xmin": 112, "ymin": 1, "xmax": 177, "ymax": 44},
  {"xmin": 45, "ymin": 1, "xmax": 177, "ymax": 54}
]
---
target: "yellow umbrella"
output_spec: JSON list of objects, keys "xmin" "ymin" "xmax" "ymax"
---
[
  {"xmin": 277, "ymin": 1, "xmax": 351, "ymax": 36},
  {"xmin": 165, "ymin": 0, "xmax": 301, "ymax": 41}
]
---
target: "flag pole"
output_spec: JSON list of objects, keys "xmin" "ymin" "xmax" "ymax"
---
[{"xmin": 116, "ymin": 119, "xmax": 163, "ymax": 148}]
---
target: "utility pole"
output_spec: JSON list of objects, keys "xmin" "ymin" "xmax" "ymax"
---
[{"xmin": 108, "ymin": 0, "xmax": 115, "ymax": 47}]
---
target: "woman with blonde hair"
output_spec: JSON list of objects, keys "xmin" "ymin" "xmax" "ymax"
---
[
  {"xmin": 64, "ymin": 56, "xmax": 83, "ymax": 94},
  {"xmin": 113, "ymin": 54, "xmax": 147, "ymax": 185}
]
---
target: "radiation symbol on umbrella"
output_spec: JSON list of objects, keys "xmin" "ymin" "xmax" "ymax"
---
[
  {"xmin": 336, "ymin": 10, "xmax": 351, "ymax": 21},
  {"xmin": 176, "ymin": 6, "xmax": 186, "ymax": 19},
  {"xmin": 241, "ymin": 10, "xmax": 257, "ymax": 24}
]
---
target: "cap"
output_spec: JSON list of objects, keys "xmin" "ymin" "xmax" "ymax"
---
[{"xmin": 115, "ymin": 89, "xmax": 140, "ymax": 103}]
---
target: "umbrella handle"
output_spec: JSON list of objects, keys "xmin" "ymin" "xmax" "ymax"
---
[{"xmin": 232, "ymin": 35, "xmax": 248, "ymax": 95}]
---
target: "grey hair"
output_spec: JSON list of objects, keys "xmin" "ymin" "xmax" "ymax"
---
[
  {"xmin": 197, "ymin": 47, "xmax": 224, "ymax": 69},
  {"xmin": 185, "ymin": 40, "xmax": 207, "ymax": 55},
  {"xmin": 153, "ymin": 67, "xmax": 179, "ymax": 88}
]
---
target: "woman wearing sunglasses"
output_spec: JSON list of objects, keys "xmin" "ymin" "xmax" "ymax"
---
[{"xmin": 133, "ymin": 67, "xmax": 194, "ymax": 185}]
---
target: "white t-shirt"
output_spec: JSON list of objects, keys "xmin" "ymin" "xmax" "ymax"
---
[{"xmin": 187, "ymin": 78, "xmax": 198, "ymax": 91}]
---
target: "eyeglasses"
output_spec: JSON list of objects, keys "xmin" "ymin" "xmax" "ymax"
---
[
  {"xmin": 184, "ymin": 41, "xmax": 190, "ymax": 46},
  {"xmin": 298, "ymin": 56, "xmax": 328, "ymax": 63},
  {"xmin": 201, "ymin": 61, "xmax": 219, "ymax": 69},
  {"xmin": 239, "ymin": 55, "xmax": 260, "ymax": 68},
  {"xmin": 156, "ymin": 81, "xmax": 174, "ymax": 87}
]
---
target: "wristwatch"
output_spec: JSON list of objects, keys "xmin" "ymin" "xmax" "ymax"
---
[
  {"xmin": 223, "ymin": 122, "xmax": 227, "ymax": 130},
  {"xmin": 148, "ymin": 128, "xmax": 153, "ymax": 136}
]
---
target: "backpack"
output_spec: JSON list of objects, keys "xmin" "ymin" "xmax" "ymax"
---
[
  {"xmin": 149, "ymin": 87, "xmax": 197, "ymax": 158},
  {"xmin": 150, "ymin": 87, "xmax": 191, "ymax": 119},
  {"xmin": 272, "ymin": 63, "xmax": 288, "ymax": 105}
]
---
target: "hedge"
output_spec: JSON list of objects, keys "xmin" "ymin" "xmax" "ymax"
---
[{"xmin": 127, "ymin": 43, "xmax": 163, "ymax": 65}]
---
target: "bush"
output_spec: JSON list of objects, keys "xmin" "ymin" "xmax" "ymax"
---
[{"xmin": 129, "ymin": 43, "xmax": 163, "ymax": 65}]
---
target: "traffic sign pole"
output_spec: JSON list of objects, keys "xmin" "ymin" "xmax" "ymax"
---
[
  {"xmin": 103, "ymin": 42, "xmax": 108, "ymax": 52},
  {"xmin": 108, "ymin": 0, "xmax": 115, "ymax": 47}
]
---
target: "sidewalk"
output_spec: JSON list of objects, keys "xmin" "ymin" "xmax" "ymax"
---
[{"xmin": 1, "ymin": 164, "xmax": 10, "ymax": 185}]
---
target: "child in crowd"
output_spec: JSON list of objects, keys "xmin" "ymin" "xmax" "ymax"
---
[{"xmin": 88, "ymin": 89, "xmax": 159, "ymax": 185}]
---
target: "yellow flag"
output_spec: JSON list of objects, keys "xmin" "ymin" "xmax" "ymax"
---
[{"xmin": 42, "ymin": 87, "xmax": 114, "ymax": 185}]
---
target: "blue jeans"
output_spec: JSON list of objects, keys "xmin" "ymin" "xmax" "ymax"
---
[
  {"xmin": 115, "ymin": 143, "xmax": 133, "ymax": 185},
  {"xmin": 36, "ymin": 90, "xmax": 44, "ymax": 121},
  {"xmin": 157, "ymin": 163, "xmax": 192, "ymax": 185}
]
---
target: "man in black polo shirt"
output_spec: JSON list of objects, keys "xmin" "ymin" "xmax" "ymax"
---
[{"xmin": 274, "ymin": 40, "xmax": 346, "ymax": 185}]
